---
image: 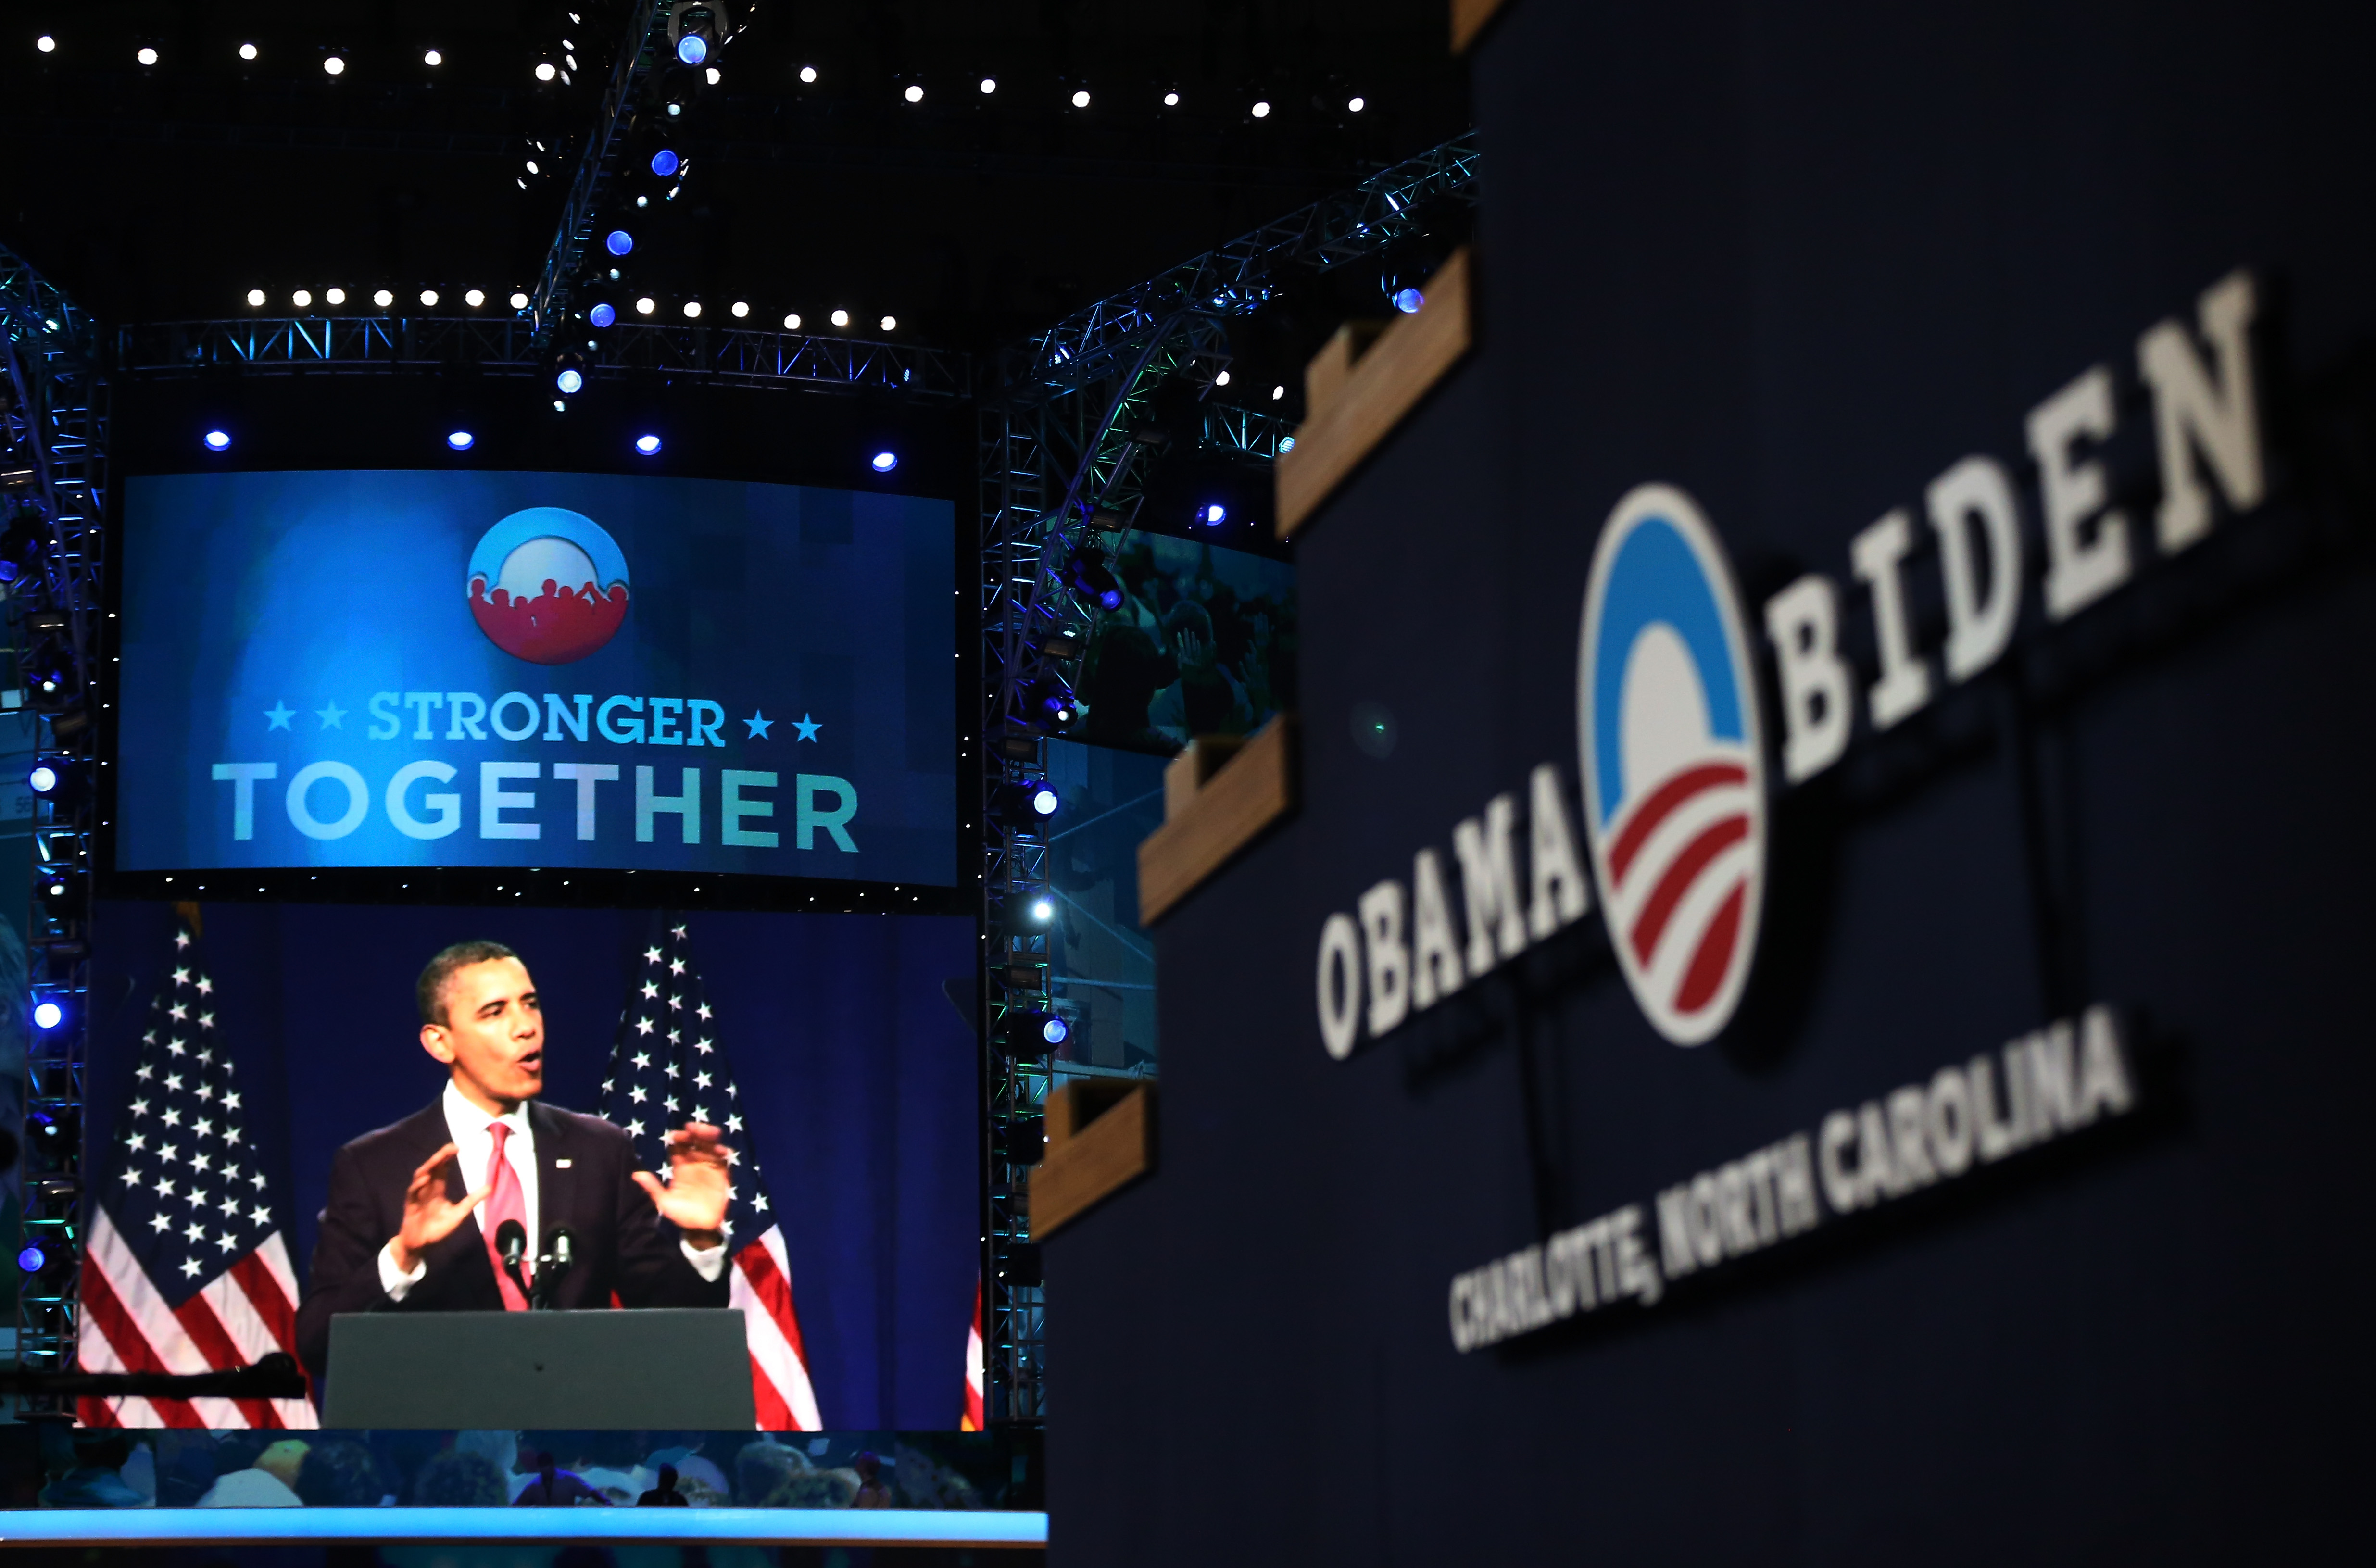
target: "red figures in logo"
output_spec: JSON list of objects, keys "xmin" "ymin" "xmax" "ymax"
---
[{"xmin": 469, "ymin": 576, "xmax": 630, "ymax": 666}]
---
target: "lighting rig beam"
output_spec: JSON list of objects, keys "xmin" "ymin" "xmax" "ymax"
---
[{"xmin": 527, "ymin": 1, "xmax": 670, "ymax": 352}]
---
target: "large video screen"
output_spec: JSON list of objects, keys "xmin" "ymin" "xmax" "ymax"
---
[{"xmin": 113, "ymin": 471, "xmax": 957, "ymax": 884}]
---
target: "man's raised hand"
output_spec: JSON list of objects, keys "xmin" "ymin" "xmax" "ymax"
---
[
  {"xmin": 390, "ymin": 1142, "xmax": 492, "ymax": 1274},
  {"xmin": 631, "ymin": 1122, "xmax": 732, "ymax": 1247}
]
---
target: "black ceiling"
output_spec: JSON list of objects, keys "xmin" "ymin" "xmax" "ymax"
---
[{"xmin": 1, "ymin": 1, "xmax": 1472, "ymax": 350}]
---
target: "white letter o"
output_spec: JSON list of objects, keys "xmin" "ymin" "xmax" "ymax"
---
[
  {"xmin": 287, "ymin": 761, "xmax": 369, "ymax": 840},
  {"xmin": 490, "ymin": 691, "xmax": 541, "ymax": 742},
  {"xmin": 1316, "ymin": 912, "xmax": 1363, "ymax": 1060}
]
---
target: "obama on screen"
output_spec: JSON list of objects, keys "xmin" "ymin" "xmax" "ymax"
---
[{"xmin": 295, "ymin": 941, "xmax": 732, "ymax": 1381}]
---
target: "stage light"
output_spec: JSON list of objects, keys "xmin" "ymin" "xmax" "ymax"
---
[
  {"xmin": 421, "ymin": 289, "xmax": 440, "ymax": 306},
  {"xmin": 1280, "ymin": 435, "xmax": 1297, "ymax": 452},
  {"xmin": 800, "ymin": 65, "xmax": 817, "ymax": 83},
  {"xmin": 137, "ymin": 47, "xmax": 157, "ymax": 66},
  {"xmin": 246, "ymin": 288, "xmax": 266, "ymax": 307},
  {"xmin": 650, "ymin": 148, "xmax": 681, "ymax": 178},
  {"xmin": 905, "ymin": 84, "xmax": 923, "ymax": 103},
  {"xmin": 730, "ymin": 300, "xmax": 750, "ymax": 318},
  {"xmin": 292, "ymin": 289, "xmax": 312, "ymax": 308},
  {"xmin": 1252, "ymin": 100, "xmax": 1271, "ymax": 117},
  {"xmin": 666, "ymin": 102, "xmax": 681, "ymax": 116},
  {"xmin": 28, "ymin": 764, "xmax": 57, "ymax": 794},
  {"xmin": 509, "ymin": 291, "xmax": 528, "ymax": 309},
  {"xmin": 1031, "ymin": 897, "xmax": 1055, "ymax": 922},
  {"xmin": 683, "ymin": 301, "xmax": 702, "ymax": 319},
  {"xmin": 203, "ymin": 430, "xmax": 231, "ymax": 452},
  {"xmin": 1348, "ymin": 96, "xmax": 1366, "ymax": 112},
  {"xmin": 635, "ymin": 194, "xmax": 649, "ymax": 208},
  {"xmin": 980, "ymin": 77, "xmax": 996, "ymax": 94},
  {"xmin": 830, "ymin": 308, "xmax": 850, "ymax": 327},
  {"xmin": 1215, "ymin": 369, "xmax": 1233, "ymax": 387},
  {"xmin": 871, "ymin": 451, "xmax": 899, "ymax": 473},
  {"xmin": 880, "ymin": 314, "xmax": 897, "ymax": 331},
  {"xmin": 1164, "ymin": 91, "xmax": 1180, "ymax": 106},
  {"xmin": 784, "ymin": 313, "xmax": 802, "ymax": 329},
  {"xmin": 465, "ymin": 289, "xmax": 485, "ymax": 308},
  {"xmin": 555, "ymin": 365, "xmax": 583, "ymax": 394},
  {"xmin": 1271, "ymin": 384, "xmax": 1285, "ymax": 400},
  {"xmin": 15, "ymin": 1245, "xmax": 40, "ymax": 1274},
  {"xmin": 239, "ymin": 43, "xmax": 258, "ymax": 61},
  {"xmin": 1203, "ymin": 503, "xmax": 1227, "ymax": 526},
  {"xmin": 705, "ymin": 67, "xmax": 720, "ymax": 85},
  {"xmin": 635, "ymin": 434, "xmax": 662, "ymax": 455},
  {"xmin": 527, "ymin": 159, "xmax": 540, "ymax": 175},
  {"xmin": 374, "ymin": 289, "xmax": 394, "ymax": 306},
  {"xmin": 536, "ymin": 62, "xmax": 557, "ymax": 81},
  {"xmin": 32, "ymin": 1000, "xmax": 61, "ymax": 1030},
  {"xmin": 636, "ymin": 297, "xmax": 655, "ymax": 314},
  {"xmin": 1394, "ymin": 287, "xmax": 1424, "ymax": 314},
  {"xmin": 590, "ymin": 302, "xmax": 616, "ymax": 326},
  {"xmin": 606, "ymin": 230, "xmax": 634, "ymax": 256},
  {"xmin": 324, "ymin": 56, "xmax": 345, "ymax": 76},
  {"xmin": 677, "ymin": 33, "xmax": 708, "ymax": 65},
  {"xmin": 327, "ymin": 287, "xmax": 347, "ymax": 305},
  {"xmin": 36, "ymin": 37, "xmax": 54, "ymax": 54},
  {"xmin": 553, "ymin": 399, "xmax": 566, "ymax": 412},
  {"xmin": 424, "ymin": 50, "xmax": 442, "ymax": 67},
  {"xmin": 447, "ymin": 430, "xmax": 474, "ymax": 451},
  {"xmin": 1072, "ymin": 89, "xmax": 1090, "ymax": 108}
]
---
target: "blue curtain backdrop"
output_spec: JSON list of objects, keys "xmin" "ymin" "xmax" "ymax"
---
[{"xmin": 85, "ymin": 898, "xmax": 981, "ymax": 1430}]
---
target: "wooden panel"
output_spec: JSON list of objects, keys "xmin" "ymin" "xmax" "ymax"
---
[
  {"xmin": 1028, "ymin": 1084, "xmax": 1157, "ymax": 1240},
  {"xmin": 1451, "ymin": 0, "xmax": 1509, "ymax": 54},
  {"xmin": 1136, "ymin": 715, "xmax": 1298, "ymax": 925},
  {"xmin": 1162, "ymin": 735, "xmax": 1246, "ymax": 818},
  {"xmin": 1045, "ymin": 1079, "xmax": 1138, "ymax": 1143},
  {"xmin": 1275, "ymin": 247, "xmax": 1474, "ymax": 539}
]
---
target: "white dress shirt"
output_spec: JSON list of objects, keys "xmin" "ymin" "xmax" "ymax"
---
[{"xmin": 378, "ymin": 1080, "xmax": 726, "ymax": 1298}]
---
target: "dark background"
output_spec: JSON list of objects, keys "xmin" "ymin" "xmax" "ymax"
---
[
  {"xmin": 85, "ymin": 897, "xmax": 981, "ymax": 1431},
  {"xmin": 1044, "ymin": 0, "xmax": 2376, "ymax": 1562}
]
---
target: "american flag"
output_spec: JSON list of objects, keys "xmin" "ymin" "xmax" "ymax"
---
[
  {"xmin": 962, "ymin": 1277, "xmax": 985, "ymax": 1430},
  {"xmin": 597, "ymin": 916, "xmax": 822, "ymax": 1431},
  {"xmin": 75, "ymin": 920, "xmax": 315, "ymax": 1429}
]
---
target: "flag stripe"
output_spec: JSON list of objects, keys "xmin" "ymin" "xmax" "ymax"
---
[
  {"xmin": 747, "ymin": 1351, "xmax": 795, "ymax": 1430},
  {"xmin": 171, "ymin": 1290, "xmax": 280, "ymax": 1430},
  {"xmin": 227, "ymin": 1248, "xmax": 298, "ymax": 1355},
  {"xmin": 78, "ymin": 1261, "xmax": 208, "ymax": 1430},
  {"xmin": 734, "ymin": 1236, "xmax": 822, "ymax": 1430}
]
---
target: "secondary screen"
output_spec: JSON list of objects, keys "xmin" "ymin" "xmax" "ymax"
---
[{"xmin": 114, "ymin": 470, "xmax": 958, "ymax": 883}]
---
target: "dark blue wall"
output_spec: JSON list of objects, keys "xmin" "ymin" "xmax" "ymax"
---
[
  {"xmin": 86, "ymin": 899, "xmax": 980, "ymax": 1431},
  {"xmin": 1044, "ymin": 1, "xmax": 2376, "ymax": 1561}
]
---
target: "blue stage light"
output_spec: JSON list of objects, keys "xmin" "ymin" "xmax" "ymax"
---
[
  {"xmin": 203, "ymin": 429, "xmax": 231, "ymax": 451},
  {"xmin": 1030, "ymin": 784, "xmax": 1059, "ymax": 816},
  {"xmin": 635, "ymin": 434, "xmax": 662, "ymax": 455},
  {"xmin": 588, "ymin": 302, "xmax": 616, "ymax": 327},
  {"xmin": 1203, "ymin": 503, "xmax": 1227, "ymax": 525},
  {"xmin": 677, "ymin": 34, "xmax": 708, "ymax": 65},
  {"xmin": 1394, "ymin": 287, "xmax": 1425, "ymax": 314},
  {"xmin": 606, "ymin": 230, "xmax": 634, "ymax": 256},
  {"xmin": 1030, "ymin": 896, "xmax": 1054, "ymax": 922},
  {"xmin": 15, "ymin": 1245, "xmax": 40, "ymax": 1274},
  {"xmin": 447, "ymin": 430, "xmax": 474, "ymax": 451},
  {"xmin": 1042, "ymin": 1016, "xmax": 1070, "ymax": 1046},
  {"xmin": 28, "ymin": 763, "xmax": 56, "ymax": 794},
  {"xmin": 651, "ymin": 148, "xmax": 680, "ymax": 176},
  {"xmin": 871, "ymin": 450, "xmax": 899, "ymax": 473},
  {"xmin": 556, "ymin": 367, "xmax": 583, "ymax": 394},
  {"xmin": 32, "ymin": 1000, "xmax": 62, "ymax": 1030}
]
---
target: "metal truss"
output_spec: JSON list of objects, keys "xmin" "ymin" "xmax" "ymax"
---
[
  {"xmin": 116, "ymin": 316, "xmax": 970, "ymax": 399},
  {"xmin": 0, "ymin": 242, "xmax": 106, "ymax": 1413},
  {"xmin": 528, "ymin": 1, "xmax": 670, "ymax": 352},
  {"xmin": 972, "ymin": 133, "xmax": 1482, "ymax": 1427}
]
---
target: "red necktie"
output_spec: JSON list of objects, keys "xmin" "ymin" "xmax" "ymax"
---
[{"xmin": 481, "ymin": 1120, "xmax": 531, "ymax": 1311}]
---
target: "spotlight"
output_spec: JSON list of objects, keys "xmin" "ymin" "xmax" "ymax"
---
[
  {"xmin": 1215, "ymin": 369, "xmax": 1232, "ymax": 387},
  {"xmin": 536, "ymin": 62, "xmax": 557, "ymax": 81},
  {"xmin": 137, "ymin": 47, "xmax": 158, "ymax": 66},
  {"xmin": 677, "ymin": 34, "xmax": 708, "ymax": 65},
  {"xmin": 527, "ymin": 160, "xmax": 540, "ymax": 175},
  {"xmin": 31, "ymin": 1000, "xmax": 61, "ymax": 1030},
  {"xmin": 1252, "ymin": 100, "xmax": 1271, "ymax": 118},
  {"xmin": 1031, "ymin": 897, "xmax": 1055, "ymax": 922},
  {"xmin": 730, "ymin": 301, "xmax": 749, "ymax": 317},
  {"xmin": 465, "ymin": 289, "xmax": 485, "ymax": 308},
  {"xmin": 996, "ymin": 780, "xmax": 1062, "ymax": 822},
  {"xmin": 784, "ymin": 312, "xmax": 802, "ymax": 329},
  {"xmin": 635, "ymin": 434, "xmax": 662, "ymax": 455},
  {"xmin": 37, "ymin": 37, "xmax": 55, "ymax": 54},
  {"xmin": 1271, "ymin": 384, "xmax": 1285, "ymax": 401},
  {"xmin": 1348, "ymin": 96, "xmax": 1366, "ymax": 112},
  {"xmin": 1031, "ymin": 784, "xmax": 1060, "ymax": 816},
  {"xmin": 880, "ymin": 314, "xmax": 897, "ymax": 331},
  {"xmin": 1072, "ymin": 89, "xmax": 1090, "ymax": 108},
  {"xmin": 327, "ymin": 287, "xmax": 347, "ymax": 305},
  {"xmin": 635, "ymin": 297, "xmax": 655, "ymax": 314},
  {"xmin": 447, "ymin": 430, "xmax": 474, "ymax": 451},
  {"xmin": 245, "ymin": 288, "xmax": 266, "ymax": 307},
  {"xmin": 420, "ymin": 289, "xmax": 440, "ymax": 306},
  {"xmin": 1393, "ymin": 287, "xmax": 1424, "ymax": 314},
  {"xmin": 1203, "ymin": 503, "xmax": 1228, "ymax": 526},
  {"xmin": 980, "ymin": 77, "xmax": 996, "ymax": 94},
  {"xmin": 800, "ymin": 65, "xmax": 817, "ymax": 83},
  {"xmin": 652, "ymin": 148, "xmax": 680, "ymax": 176},
  {"xmin": 28, "ymin": 763, "xmax": 57, "ymax": 794},
  {"xmin": 606, "ymin": 230, "xmax": 634, "ymax": 256},
  {"xmin": 324, "ymin": 56, "xmax": 345, "ymax": 76},
  {"xmin": 203, "ymin": 430, "xmax": 232, "ymax": 452},
  {"xmin": 830, "ymin": 309, "xmax": 850, "ymax": 327},
  {"xmin": 553, "ymin": 399, "xmax": 567, "ymax": 412},
  {"xmin": 424, "ymin": 50, "xmax": 442, "ymax": 66},
  {"xmin": 1164, "ymin": 91, "xmax": 1180, "ymax": 106},
  {"xmin": 291, "ymin": 289, "xmax": 312, "ymax": 308},
  {"xmin": 16, "ymin": 1245, "xmax": 41, "ymax": 1273},
  {"xmin": 1280, "ymin": 436, "xmax": 1297, "ymax": 452},
  {"xmin": 683, "ymin": 301, "xmax": 702, "ymax": 319},
  {"xmin": 555, "ymin": 353, "xmax": 585, "ymax": 394},
  {"xmin": 705, "ymin": 67, "xmax": 719, "ymax": 85},
  {"xmin": 904, "ymin": 84, "xmax": 923, "ymax": 103},
  {"xmin": 635, "ymin": 195, "xmax": 649, "ymax": 208},
  {"xmin": 589, "ymin": 302, "xmax": 616, "ymax": 326},
  {"xmin": 871, "ymin": 451, "xmax": 899, "ymax": 473},
  {"xmin": 509, "ymin": 291, "xmax": 528, "ymax": 309},
  {"xmin": 239, "ymin": 43, "xmax": 258, "ymax": 61},
  {"xmin": 1064, "ymin": 548, "xmax": 1124, "ymax": 612},
  {"xmin": 374, "ymin": 289, "xmax": 394, "ymax": 307}
]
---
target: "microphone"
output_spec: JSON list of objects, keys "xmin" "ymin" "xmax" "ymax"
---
[
  {"xmin": 495, "ymin": 1218, "xmax": 531, "ymax": 1302},
  {"xmin": 531, "ymin": 1226, "xmax": 576, "ymax": 1312}
]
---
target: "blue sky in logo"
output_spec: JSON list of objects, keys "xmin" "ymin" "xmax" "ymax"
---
[
  {"xmin": 465, "ymin": 506, "xmax": 631, "ymax": 592},
  {"xmin": 1590, "ymin": 515, "xmax": 1745, "ymax": 827}
]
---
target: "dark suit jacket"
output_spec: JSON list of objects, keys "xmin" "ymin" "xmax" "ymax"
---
[{"xmin": 295, "ymin": 1097, "xmax": 729, "ymax": 1380}]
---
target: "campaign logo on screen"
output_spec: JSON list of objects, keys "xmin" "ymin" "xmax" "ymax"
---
[
  {"xmin": 1577, "ymin": 483, "xmax": 1767, "ymax": 1047},
  {"xmin": 466, "ymin": 506, "xmax": 632, "ymax": 665}
]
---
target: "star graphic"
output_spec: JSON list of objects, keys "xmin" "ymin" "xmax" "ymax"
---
[
  {"xmin": 224, "ymin": 1091, "xmax": 241, "ymax": 1111},
  {"xmin": 249, "ymin": 1171, "xmax": 267, "ymax": 1190},
  {"xmin": 265, "ymin": 701, "xmax": 295, "ymax": 730},
  {"xmin": 727, "ymin": 1113, "xmax": 743, "ymax": 1133},
  {"xmin": 697, "ymin": 1003, "xmax": 713, "ymax": 1021},
  {"xmin": 149, "ymin": 1212, "xmax": 172, "ymax": 1234},
  {"xmin": 635, "ymin": 1016, "xmax": 654, "ymax": 1036},
  {"xmin": 694, "ymin": 1071, "xmax": 712, "ymax": 1090},
  {"xmin": 185, "ymin": 1220, "xmax": 205, "ymax": 1243},
  {"xmin": 744, "ymin": 711, "xmax": 774, "ymax": 740},
  {"xmin": 136, "ymin": 1064, "xmax": 153, "ymax": 1081},
  {"xmin": 751, "ymin": 1190, "xmax": 768, "ymax": 1212},
  {"xmin": 630, "ymin": 1085, "xmax": 648, "ymax": 1104},
  {"xmin": 174, "ymin": 930, "xmax": 190, "ymax": 949},
  {"xmin": 631, "ymin": 1051, "xmax": 652, "ymax": 1070},
  {"xmin": 792, "ymin": 713, "xmax": 822, "ymax": 742},
  {"xmin": 173, "ymin": 967, "xmax": 190, "ymax": 986},
  {"xmin": 251, "ymin": 1204, "xmax": 271, "ymax": 1225},
  {"xmin": 696, "ymin": 1037, "xmax": 714, "ymax": 1054},
  {"xmin": 628, "ymin": 1118, "xmax": 646, "ymax": 1137},
  {"xmin": 226, "ymin": 1126, "xmax": 244, "ymax": 1146},
  {"xmin": 316, "ymin": 701, "xmax": 347, "ymax": 729},
  {"xmin": 126, "ymin": 1132, "xmax": 146, "ymax": 1152},
  {"xmin": 181, "ymin": 1258, "xmax": 204, "ymax": 1278},
  {"xmin": 218, "ymin": 1195, "xmax": 239, "ymax": 1215},
  {"xmin": 669, "ymin": 958, "xmax": 685, "ymax": 976},
  {"xmin": 155, "ymin": 1177, "xmax": 176, "ymax": 1198},
  {"xmin": 641, "ymin": 981, "xmax": 659, "ymax": 999},
  {"xmin": 645, "ymin": 947, "xmax": 663, "ymax": 965},
  {"xmin": 158, "ymin": 1143, "xmax": 180, "ymax": 1164},
  {"xmin": 196, "ymin": 977, "xmax": 213, "ymax": 995},
  {"xmin": 672, "ymin": 925, "xmax": 687, "ymax": 940}
]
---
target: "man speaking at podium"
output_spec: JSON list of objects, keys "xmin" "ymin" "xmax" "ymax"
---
[{"xmin": 295, "ymin": 941, "xmax": 732, "ymax": 1381}]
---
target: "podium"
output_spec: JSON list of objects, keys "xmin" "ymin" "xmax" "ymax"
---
[{"xmin": 322, "ymin": 1309, "xmax": 757, "ymax": 1429}]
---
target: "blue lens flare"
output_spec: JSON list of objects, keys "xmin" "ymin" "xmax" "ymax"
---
[
  {"xmin": 605, "ymin": 230, "xmax": 634, "ymax": 256},
  {"xmin": 635, "ymin": 434, "xmax": 662, "ymax": 455},
  {"xmin": 1030, "ymin": 786, "xmax": 1059, "ymax": 816},
  {"xmin": 27, "ymin": 764, "xmax": 57, "ymax": 794},
  {"xmin": 677, "ymin": 34, "xmax": 708, "ymax": 65},
  {"xmin": 871, "ymin": 451, "xmax": 899, "ymax": 473},
  {"xmin": 15, "ymin": 1245, "xmax": 41, "ymax": 1273},
  {"xmin": 1393, "ymin": 287, "xmax": 1424, "ymax": 314},
  {"xmin": 556, "ymin": 368, "xmax": 584, "ymax": 394},
  {"xmin": 32, "ymin": 1000, "xmax": 62, "ymax": 1030},
  {"xmin": 651, "ymin": 148, "xmax": 680, "ymax": 176},
  {"xmin": 588, "ymin": 302, "xmax": 616, "ymax": 327},
  {"xmin": 203, "ymin": 430, "xmax": 231, "ymax": 451},
  {"xmin": 447, "ymin": 431, "xmax": 475, "ymax": 451},
  {"xmin": 1042, "ymin": 1016, "xmax": 1070, "ymax": 1045}
]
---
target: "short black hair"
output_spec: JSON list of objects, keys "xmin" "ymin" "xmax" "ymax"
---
[{"xmin": 417, "ymin": 940, "xmax": 522, "ymax": 1028}]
